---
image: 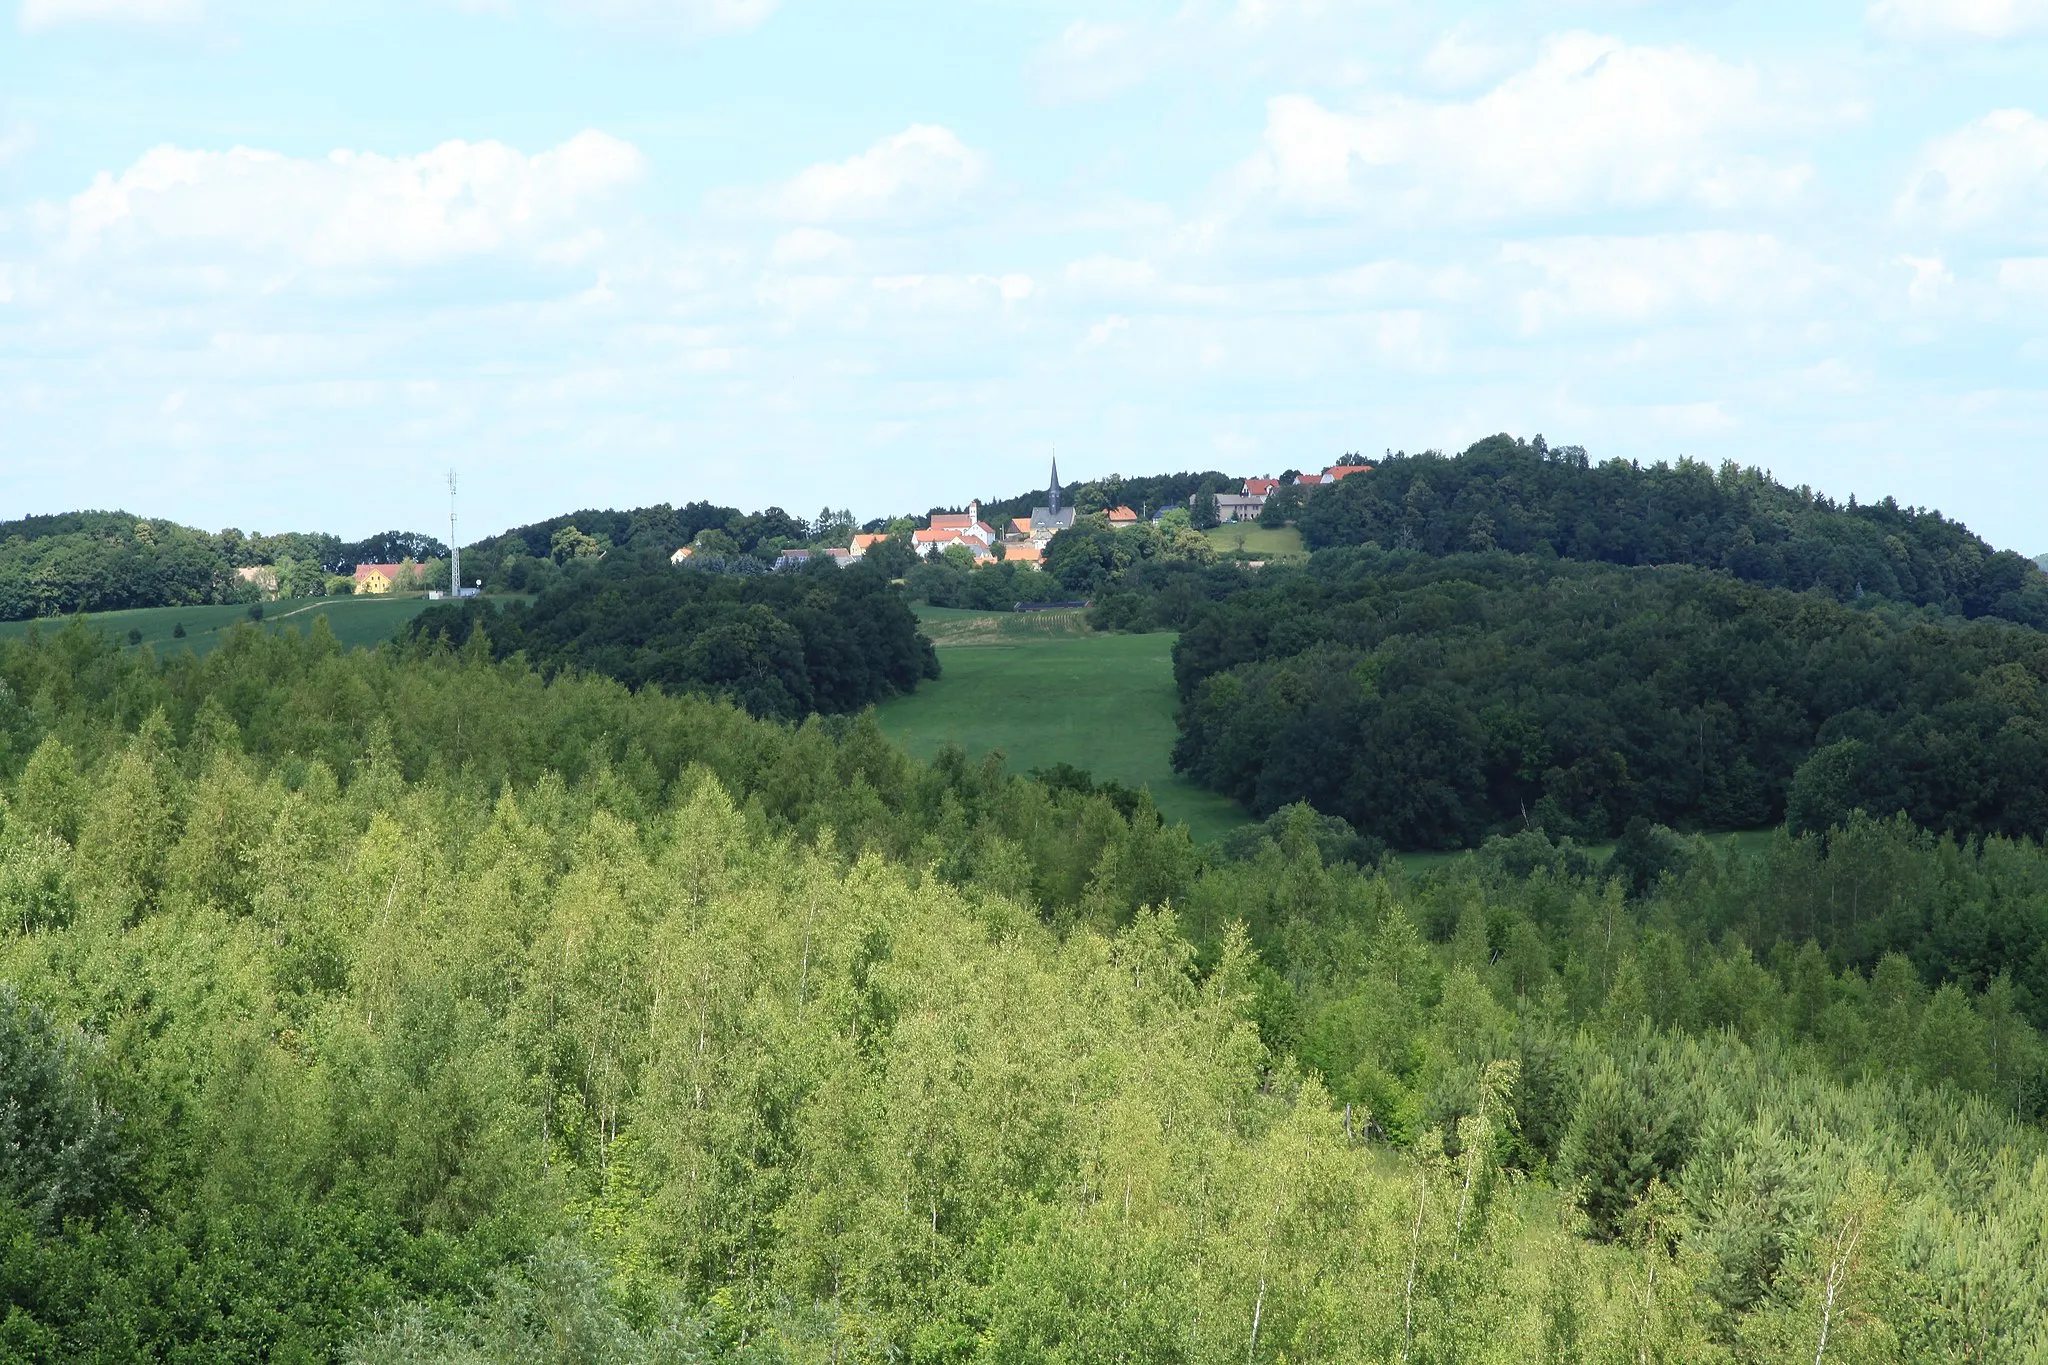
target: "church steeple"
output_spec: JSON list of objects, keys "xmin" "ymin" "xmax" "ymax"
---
[{"xmin": 1048, "ymin": 453, "xmax": 1062, "ymax": 515}]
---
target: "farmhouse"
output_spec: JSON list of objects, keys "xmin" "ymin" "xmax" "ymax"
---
[
  {"xmin": 669, "ymin": 545, "xmax": 694, "ymax": 564},
  {"xmin": 354, "ymin": 563, "xmax": 403, "ymax": 594},
  {"xmin": 236, "ymin": 565, "xmax": 278, "ymax": 597},
  {"xmin": 915, "ymin": 502, "xmax": 997, "ymax": 559}
]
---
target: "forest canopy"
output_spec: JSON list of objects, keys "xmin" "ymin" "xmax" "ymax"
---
[
  {"xmin": 0, "ymin": 512, "xmax": 444, "ymax": 620},
  {"xmin": 407, "ymin": 551, "xmax": 938, "ymax": 720},
  {"xmin": 0, "ymin": 620, "xmax": 2046, "ymax": 1358},
  {"xmin": 1172, "ymin": 550, "xmax": 2048, "ymax": 850},
  {"xmin": 1294, "ymin": 435, "xmax": 2048, "ymax": 628}
]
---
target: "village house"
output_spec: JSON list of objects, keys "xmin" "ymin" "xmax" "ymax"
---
[
  {"xmin": 849, "ymin": 532, "xmax": 888, "ymax": 559},
  {"xmin": 1199, "ymin": 464, "xmax": 1375, "ymax": 521},
  {"xmin": 353, "ymin": 563, "xmax": 404, "ymax": 594},
  {"xmin": 669, "ymin": 545, "xmax": 694, "ymax": 564},
  {"xmin": 236, "ymin": 565, "xmax": 279, "ymax": 598},
  {"xmin": 1106, "ymin": 505, "xmax": 1139, "ymax": 527},
  {"xmin": 1292, "ymin": 464, "xmax": 1372, "ymax": 487},
  {"xmin": 914, "ymin": 501, "xmax": 997, "ymax": 559}
]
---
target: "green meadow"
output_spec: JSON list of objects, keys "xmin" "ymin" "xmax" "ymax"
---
[
  {"xmin": 0, "ymin": 594, "xmax": 436, "ymax": 658},
  {"xmin": 1203, "ymin": 522, "xmax": 1306, "ymax": 557},
  {"xmin": 877, "ymin": 606, "xmax": 1254, "ymax": 843}
]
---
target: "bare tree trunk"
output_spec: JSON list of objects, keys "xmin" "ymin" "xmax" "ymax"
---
[
  {"xmin": 1815, "ymin": 1210, "xmax": 1866, "ymax": 1365},
  {"xmin": 1402, "ymin": 1172, "xmax": 1426, "ymax": 1365}
]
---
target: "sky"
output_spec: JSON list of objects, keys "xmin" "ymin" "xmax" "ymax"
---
[{"xmin": 2, "ymin": 0, "xmax": 2046, "ymax": 549}]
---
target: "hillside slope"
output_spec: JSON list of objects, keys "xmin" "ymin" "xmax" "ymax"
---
[
  {"xmin": 1172, "ymin": 550, "xmax": 2048, "ymax": 848},
  {"xmin": 2, "ymin": 625, "xmax": 2046, "ymax": 1358},
  {"xmin": 1295, "ymin": 436, "xmax": 2048, "ymax": 629}
]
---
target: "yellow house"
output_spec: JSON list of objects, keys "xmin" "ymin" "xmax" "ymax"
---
[{"xmin": 354, "ymin": 562, "xmax": 402, "ymax": 595}]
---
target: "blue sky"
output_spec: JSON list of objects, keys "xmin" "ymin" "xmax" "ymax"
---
[{"xmin": 2, "ymin": 0, "xmax": 2046, "ymax": 549}]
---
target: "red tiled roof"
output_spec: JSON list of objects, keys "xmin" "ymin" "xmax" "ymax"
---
[
  {"xmin": 1106, "ymin": 506, "xmax": 1138, "ymax": 522},
  {"xmin": 928, "ymin": 512, "xmax": 973, "ymax": 529},
  {"xmin": 1322, "ymin": 464, "xmax": 1372, "ymax": 481},
  {"xmin": 353, "ymin": 563, "xmax": 403, "ymax": 580},
  {"xmin": 852, "ymin": 533, "xmax": 887, "ymax": 550},
  {"xmin": 1244, "ymin": 478, "xmax": 1279, "ymax": 496}
]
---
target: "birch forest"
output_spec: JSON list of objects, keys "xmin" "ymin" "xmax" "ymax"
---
[{"xmin": 2, "ymin": 618, "xmax": 2045, "ymax": 1362}]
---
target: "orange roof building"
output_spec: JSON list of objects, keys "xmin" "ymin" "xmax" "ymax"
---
[
  {"xmin": 353, "ymin": 563, "xmax": 404, "ymax": 595},
  {"xmin": 1106, "ymin": 505, "xmax": 1139, "ymax": 526}
]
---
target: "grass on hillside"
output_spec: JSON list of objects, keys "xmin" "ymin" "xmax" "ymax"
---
[
  {"xmin": 0, "ymin": 595, "xmax": 437, "ymax": 658},
  {"xmin": 913, "ymin": 606, "xmax": 1100, "ymax": 647},
  {"xmin": 882, "ymin": 607, "xmax": 1253, "ymax": 843},
  {"xmin": 1204, "ymin": 523, "xmax": 1306, "ymax": 558}
]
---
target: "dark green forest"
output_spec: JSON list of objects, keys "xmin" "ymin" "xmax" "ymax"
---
[
  {"xmin": 2, "ymin": 620, "xmax": 2047, "ymax": 1359},
  {"xmin": 1294, "ymin": 436, "xmax": 2048, "ymax": 629},
  {"xmin": 462, "ymin": 502, "xmax": 818, "ymax": 594},
  {"xmin": 0, "ymin": 513, "xmax": 445, "ymax": 620},
  {"xmin": 1169, "ymin": 551, "xmax": 2048, "ymax": 850},
  {"xmin": 407, "ymin": 553, "xmax": 937, "ymax": 720}
]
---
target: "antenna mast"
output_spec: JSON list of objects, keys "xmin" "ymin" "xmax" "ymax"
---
[{"xmin": 447, "ymin": 469, "xmax": 460, "ymax": 598}]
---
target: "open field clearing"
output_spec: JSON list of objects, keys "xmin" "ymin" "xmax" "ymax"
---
[
  {"xmin": 880, "ymin": 607, "xmax": 1253, "ymax": 842},
  {"xmin": 1204, "ymin": 523, "xmax": 1306, "ymax": 558},
  {"xmin": 0, "ymin": 595, "xmax": 435, "ymax": 657}
]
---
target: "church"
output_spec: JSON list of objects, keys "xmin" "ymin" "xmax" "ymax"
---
[{"xmin": 1024, "ymin": 458, "xmax": 1075, "ymax": 545}]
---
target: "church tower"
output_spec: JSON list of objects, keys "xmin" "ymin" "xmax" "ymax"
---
[{"xmin": 1048, "ymin": 455, "xmax": 1062, "ymax": 515}]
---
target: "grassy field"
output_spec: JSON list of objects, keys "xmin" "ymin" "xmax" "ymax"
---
[
  {"xmin": 878, "ymin": 607, "xmax": 1255, "ymax": 843},
  {"xmin": 1204, "ymin": 523, "xmax": 1306, "ymax": 558},
  {"xmin": 0, "ymin": 595, "xmax": 437, "ymax": 658}
]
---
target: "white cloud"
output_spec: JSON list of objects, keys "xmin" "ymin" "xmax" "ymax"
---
[
  {"xmin": 1898, "ymin": 109, "xmax": 2048, "ymax": 240},
  {"xmin": 746, "ymin": 125, "xmax": 987, "ymax": 222},
  {"xmin": 59, "ymin": 130, "xmax": 644, "ymax": 269},
  {"xmin": 1064, "ymin": 254, "xmax": 1158, "ymax": 294},
  {"xmin": 19, "ymin": 0, "xmax": 199, "ymax": 30},
  {"xmin": 1500, "ymin": 233, "xmax": 1812, "ymax": 330},
  {"xmin": 1868, "ymin": 0, "xmax": 2048, "ymax": 40},
  {"xmin": 1898, "ymin": 253, "xmax": 1953, "ymax": 305},
  {"xmin": 1419, "ymin": 23, "xmax": 1523, "ymax": 91},
  {"xmin": 1237, "ymin": 32, "xmax": 1826, "ymax": 222},
  {"xmin": 1027, "ymin": 0, "xmax": 1384, "ymax": 103},
  {"xmin": 1085, "ymin": 314, "xmax": 1131, "ymax": 347},
  {"xmin": 768, "ymin": 227, "xmax": 854, "ymax": 266},
  {"xmin": 566, "ymin": 0, "xmax": 776, "ymax": 37},
  {"xmin": 1998, "ymin": 256, "xmax": 2048, "ymax": 295}
]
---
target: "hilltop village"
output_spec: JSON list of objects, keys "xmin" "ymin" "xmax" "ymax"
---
[{"xmin": 653, "ymin": 457, "xmax": 1375, "ymax": 576}]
